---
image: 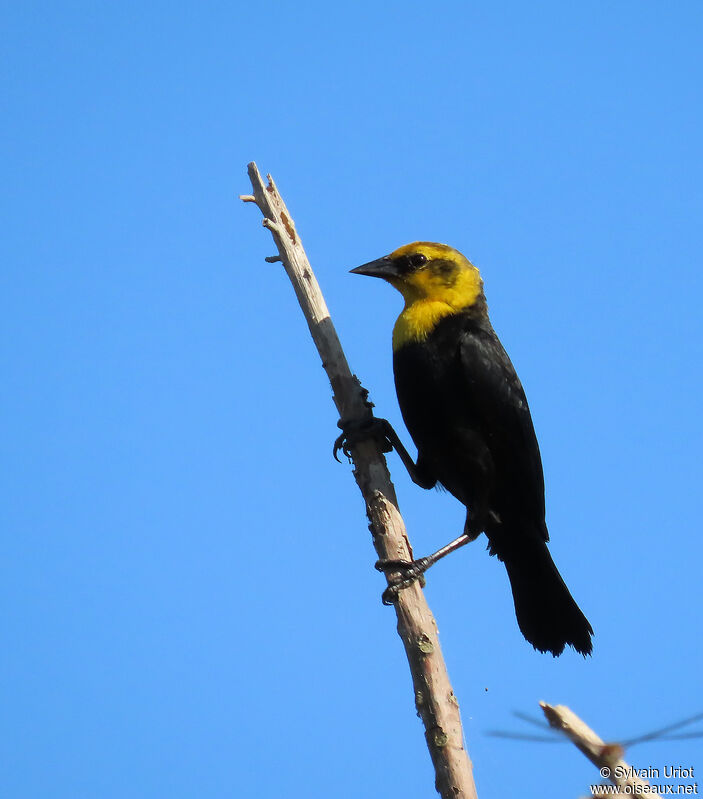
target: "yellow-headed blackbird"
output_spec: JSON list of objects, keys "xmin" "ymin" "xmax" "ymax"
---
[{"xmin": 346, "ymin": 242, "xmax": 593, "ymax": 656}]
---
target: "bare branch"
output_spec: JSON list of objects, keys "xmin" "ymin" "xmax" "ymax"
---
[
  {"xmin": 540, "ymin": 702, "xmax": 662, "ymax": 797},
  {"xmin": 242, "ymin": 162, "xmax": 478, "ymax": 799}
]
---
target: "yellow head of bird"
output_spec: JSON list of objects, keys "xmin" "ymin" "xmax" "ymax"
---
[{"xmin": 351, "ymin": 242, "xmax": 485, "ymax": 347}]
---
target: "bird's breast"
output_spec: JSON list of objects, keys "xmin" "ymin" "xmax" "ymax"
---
[
  {"xmin": 392, "ymin": 301, "xmax": 457, "ymax": 350},
  {"xmin": 392, "ymin": 335, "xmax": 461, "ymax": 444}
]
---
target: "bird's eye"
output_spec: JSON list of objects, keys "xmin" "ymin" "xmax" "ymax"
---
[{"xmin": 409, "ymin": 253, "xmax": 427, "ymax": 268}]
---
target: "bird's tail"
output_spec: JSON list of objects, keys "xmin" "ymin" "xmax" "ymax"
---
[{"xmin": 491, "ymin": 530, "xmax": 593, "ymax": 657}]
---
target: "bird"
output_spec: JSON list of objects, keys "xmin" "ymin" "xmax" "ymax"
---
[{"xmin": 342, "ymin": 241, "xmax": 593, "ymax": 656}]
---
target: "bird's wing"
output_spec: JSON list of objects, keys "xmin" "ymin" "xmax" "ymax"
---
[{"xmin": 454, "ymin": 321, "xmax": 547, "ymax": 532}]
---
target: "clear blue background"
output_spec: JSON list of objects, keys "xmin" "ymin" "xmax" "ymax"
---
[{"xmin": 3, "ymin": 2, "xmax": 702, "ymax": 797}]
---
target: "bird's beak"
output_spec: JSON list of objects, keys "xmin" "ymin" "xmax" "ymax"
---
[{"xmin": 350, "ymin": 255, "xmax": 397, "ymax": 279}]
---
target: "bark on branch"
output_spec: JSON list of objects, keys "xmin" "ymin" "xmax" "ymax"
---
[{"xmin": 241, "ymin": 162, "xmax": 478, "ymax": 799}]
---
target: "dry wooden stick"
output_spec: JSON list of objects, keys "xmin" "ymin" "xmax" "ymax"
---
[
  {"xmin": 540, "ymin": 702, "xmax": 661, "ymax": 798},
  {"xmin": 241, "ymin": 162, "xmax": 478, "ymax": 799}
]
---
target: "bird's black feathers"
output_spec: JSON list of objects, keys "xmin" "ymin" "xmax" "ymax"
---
[{"xmin": 393, "ymin": 312, "xmax": 593, "ymax": 656}]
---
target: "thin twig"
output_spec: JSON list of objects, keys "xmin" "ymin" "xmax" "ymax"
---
[
  {"xmin": 540, "ymin": 703, "xmax": 662, "ymax": 797},
  {"xmin": 241, "ymin": 162, "xmax": 478, "ymax": 799}
]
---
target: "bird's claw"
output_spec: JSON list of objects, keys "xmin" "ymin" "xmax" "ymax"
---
[
  {"xmin": 333, "ymin": 416, "xmax": 393, "ymax": 463},
  {"xmin": 375, "ymin": 558, "xmax": 429, "ymax": 604},
  {"xmin": 332, "ymin": 428, "xmax": 352, "ymax": 463}
]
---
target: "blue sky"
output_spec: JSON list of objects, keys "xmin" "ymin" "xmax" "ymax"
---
[{"xmin": 2, "ymin": 2, "xmax": 702, "ymax": 797}]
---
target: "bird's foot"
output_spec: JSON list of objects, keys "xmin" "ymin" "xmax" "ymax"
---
[
  {"xmin": 375, "ymin": 557, "xmax": 430, "ymax": 605},
  {"xmin": 333, "ymin": 416, "xmax": 393, "ymax": 462}
]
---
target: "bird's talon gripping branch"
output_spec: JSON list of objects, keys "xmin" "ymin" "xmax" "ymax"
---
[
  {"xmin": 332, "ymin": 427, "xmax": 350, "ymax": 463},
  {"xmin": 333, "ymin": 416, "xmax": 393, "ymax": 463},
  {"xmin": 377, "ymin": 557, "xmax": 430, "ymax": 604},
  {"xmin": 381, "ymin": 585, "xmax": 402, "ymax": 605},
  {"xmin": 381, "ymin": 573, "xmax": 428, "ymax": 605},
  {"xmin": 375, "ymin": 558, "xmax": 408, "ymax": 572}
]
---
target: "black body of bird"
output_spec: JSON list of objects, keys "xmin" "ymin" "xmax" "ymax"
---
[{"xmin": 349, "ymin": 242, "xmax": 593, "ymax": 656}]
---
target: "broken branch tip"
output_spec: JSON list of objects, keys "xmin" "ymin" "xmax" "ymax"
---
[{"xmin": 263, "ymin": 218, "xmax": 281, "ymax": 233}]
